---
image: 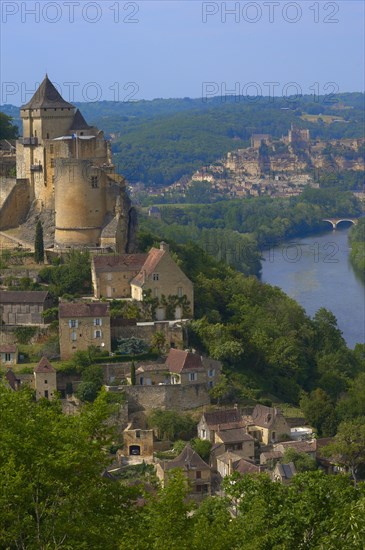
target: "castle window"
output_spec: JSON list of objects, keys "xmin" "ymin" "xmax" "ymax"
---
[
  {"xmin": 91, "ymin": 176, "xmax": 99, "ymax": 188},
  {"xmin": 50, "ymin": 145, "xmax": 54, "ymax": 154},
  {"xmin": 52, "ymin": 175, "xmax": 55, "ymax": 184},
  {"xmin": 50, "ymin": 159, "xmax": 55, "ymax": 168},
  {"xmin": 152, "ymin": 273, "xmax": 159, "ymax": 281},
  {"xmin": 45, "ymin": 380, "xmax": 48, "ymax": 384},
  {"xmin": 47, "ymin": 133, "xmax": 49, "ymax": 139}
]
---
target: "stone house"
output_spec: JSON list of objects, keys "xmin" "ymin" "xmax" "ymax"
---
[
  {"xmin": 130, "ymin": 242, "xmax": 194, "ymax": 320},
  {"xmin": 214, "ymin": 428, "xmax": 255, "ymax": 458},
  {"xmin": 134, "ymin": 364, "xmax": 171, "ymax": 386},
  {"xmin": 0, "ymin": 344, "xmax": 18, "ymax": 365},
  {"xmin": 272, "ymin": 462, "xmax": 296, "ymax": 484},
  {"xmin": 123, "ymin": 424, "xmax": 156, "ymax": 457},
  {"xmin": 59, "ymin": 301, "xmax": 111, "ymax": 359},
  {"xmin": 91, "ymin": 253, "xmax": 147, "ymax": 299},
  {"xmin": 34, "ymin": 357, "xmax": 57, "ymax": 400},
  {"xmin": 274, "ymin": 440, "xmax": 317, "ymax": 460},
  {"xmin": 0, "ymin": 290, "xmax": 52, "ymax": 326},
  {"xmin": 156, "ymin": 444, "xmax": 212, "ymax": 500},
  {"xmin": 197, "ymin": 409, "xmax": 243, "ymax": 442},
  {"xmin": 165, "ymin": 348, "xmax": 221, "ymax": 388},
  {"xmin": 246, "ymin": 404, "xmax": 291, "ymax": 444}
]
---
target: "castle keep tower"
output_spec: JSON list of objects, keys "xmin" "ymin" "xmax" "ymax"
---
[{"xmin": 15, "ymin": 75, "xmax": 136, "ymax": 252}]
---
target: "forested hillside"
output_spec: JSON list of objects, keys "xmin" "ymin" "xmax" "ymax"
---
[
  {"xmin": 2, "ymin": 92, "xmax": 364, "ymax": 186},
  {"xmin": 349, "ymin": 217, "xmax": 365, "ymax": 280},
  {"xmin": 140, "ymin": 189, "xmax": 362, "ymax": 274}
]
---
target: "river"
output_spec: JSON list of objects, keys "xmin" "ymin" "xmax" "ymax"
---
[{"xmin": 260, "ymin": 226, "xmax": 365, "ymax": 349}]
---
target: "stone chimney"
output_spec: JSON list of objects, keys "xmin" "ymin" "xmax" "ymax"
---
[{"xmin": 160, "ymin": 241, "xmax": 169, "ymax": 252}]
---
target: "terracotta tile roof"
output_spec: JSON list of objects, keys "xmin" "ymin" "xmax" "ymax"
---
[
  {"xmin": 251, "ymin": 404, "xmax": 284, "ymax": 428},
  {"xmin": 0, "ymin": 344, "xmax": 17, "ymax": 353},
  {"xmin": 275, "ymin": 440, "xmax": 317, "ymax": 454},
  {"xmin": 21, "ymin": 75, "xmax": 74, "ymax": 110},
  {"xmin": 34, "ymin": 356, "xmax": 55, "ymax": 373},
  {"xmin": 93, "ymin": 254, "xmax": 148, "ymax": 273},
  {"xmin": 165, "ymin": 348, "xmax": 203, "ymax": 373},
  {"xmin": 161, "ymin": 444, "xmax": 210, "ymax": 471},
  {"xmin": 260, "ymin": 451, "xmax": 283, "ymax": 460},
  {"xmin": 202, "ymin": 409, "xmax": 241, "ymax": 427},
  {"xmin": 209, "ymin": 420, "xmax": 247, "ymax": 432},
  {"xmin": 59, "ymin": 302, "xmax": 109, "ymax": 318},
  {"xmin": 216, "ymin": 428, "xmax": 253, "ymax": 444},
  {"xmin": 130, "ymin": 247, "xmax": 165, "ymax": 287},
  {"xmin": 234, "ymin": 459, "xmax": 261, "ymax": 475},
  {"xmin": 0, "ymin": 290, "xmax": 49, "ymax": 304}
]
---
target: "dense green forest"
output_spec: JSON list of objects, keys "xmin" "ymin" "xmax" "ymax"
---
[
  {"xmin": 139, "ymin": 189, "xmax": 362, "ymax": 274},
  {"xmin": 2, "ymin": 92, "xmax": 364, "ymax": 185},
  {"xmin": 349, "ymin": 218, "xmax": 365, "ymax": 281},
  {"xmin": 0, "ymin": 112, "xmax": 18, "ymax": 139},
  {"xmin": 1, "ymin": 384, "xmax": 365, "ymax": 549}
]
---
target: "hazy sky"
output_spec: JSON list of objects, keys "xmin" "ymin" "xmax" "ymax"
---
[{"xmin": 1, "ymin": 0, "xmax": 364, "ymax": 104}]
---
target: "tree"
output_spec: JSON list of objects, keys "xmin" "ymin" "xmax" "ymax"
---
[
  {"xmin": 323, "ymin": 418, "xmax": 365, "ymax": 486},
  {"xmin": 148, "ymin": 409, "xmax": 196, "ymax": 441},
  {"xmin": 34, "ymin": 220, "xmax": 44, "ymax": 263},
  {"xmin": 76, "ymin": 365, "xmax": 104, "ymax": 402},
  {"xmin": 0, "ymin": 112, "xmax": 18, "ymax": 139},
  {"xmin": 300, "ymin": 389, "xmax": 338, "ymax": 436},
  {"xmin": 282, "ymin": 448, "xmax": 317, "ymax": 472},
  {"xmin": 151, "ymin": 331, "xmax": 167, "ymax": 354},
  {"xmin": 117, "ymin": 337, "xmax": 149, "ymax": 356},
  {"xmin": 0, "ymin": 386, "xmax": 136, "ymax": 548},
  {"xmin": 130, "ymin": 360, "xmax": 136, "ymax": 385}
]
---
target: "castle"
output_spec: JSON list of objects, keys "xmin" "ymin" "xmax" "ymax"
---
[{"xmin": 5, "ymin": 75, "xmax": 136, "ymax": 252}]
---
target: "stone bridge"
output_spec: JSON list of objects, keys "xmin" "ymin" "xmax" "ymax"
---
[{"xmin": 321, "ymin": 218, "xmax": 358, "ymax": 230}]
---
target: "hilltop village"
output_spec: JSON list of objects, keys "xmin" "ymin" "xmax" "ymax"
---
[
  {"xmin": 137, "ymin": 128, "xmax": 364, "ymax": 202},
  {"xmin": 0, "ymin": 77, "xmax": 364, "ymax": 514}
]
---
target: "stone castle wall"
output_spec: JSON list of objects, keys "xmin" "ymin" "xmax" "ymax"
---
[
  {"xmin": 124, "ymin": 383, "xmax": 210, "ymax": 413},
  {"xmin": 0, "ymin": 178, "xmax": 31, "ymax": 230}
]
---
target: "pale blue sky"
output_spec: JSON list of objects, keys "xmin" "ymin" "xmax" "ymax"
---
[{"xmin": 1, "ymin": 0, "xmax": 364, "ymax": 104}]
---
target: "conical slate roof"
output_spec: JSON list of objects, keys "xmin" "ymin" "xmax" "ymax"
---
[
  {"xmin": 69, "ymin": 109, "xmax": 91, "ymax": 131},
  {"xmin": 21, "ymin": 75, "xmax": 74, "ymax": 110}
]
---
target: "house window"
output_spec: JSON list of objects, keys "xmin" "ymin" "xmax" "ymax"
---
[
  {"xmin": 154, "ymin": 288, "xmax": 159, "ymax": 298},
  {"xmin": 152, "ymin": 273, "xmax": 159, "ymax": 281},
  {"xmin": 44, "ymin": 380, "xmax": 48, "ymax": 384},
  {"xmin": 94, "ymin": 330, "xmax": 102, "ymax": 339},
  {"xmin": 69, "ymin": 319, "xmax": 78, "ymax": 328},
  {"xmin": 208, "ymin": 368, "xmax": 215, "ymax": 377},
  {"xmin": 208, "ymin": 381, "xmax": 214, "ymax": 389},
  {"xmin": 44, "ymin": 390, "xmax": 49, "ymax": 399},
  {"xmin": 46, "ymin": 133, "xmax": 49, "ymax": 139},
  {"xmin": 94, "ymin": 318, "xmax": 102, "ymax": 326},
  {"xmin": 107, "ymin": 272, "xmax": 112, "ymax": 281},
  {"xmin": 271, "ymin": 431, "xmax": 276, "ymax": 441},
  {"xmin": 189, "ymin": 372, "xmax": 197, "ymax": 382},
  {"xmin": 178, "ymin": 287, "xmax": 183, "ymax": 297},
  {"xmin": 201, "ymin": 429, "xmax": 206, "ymax": 439},
  {"xmin": 196, "ymin": 471, "xmax": 201, "ymax": 479},
  {"xmin": 71, "ymin": 331, "xmax": 77, "ymax": 341},
  {"xmin": 136, "ymin": 430, "xmax": 141, "ymax": 438},
  {"xmin": 5, "ymin": 353, "xmax": 11, "ymax": 362}
]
